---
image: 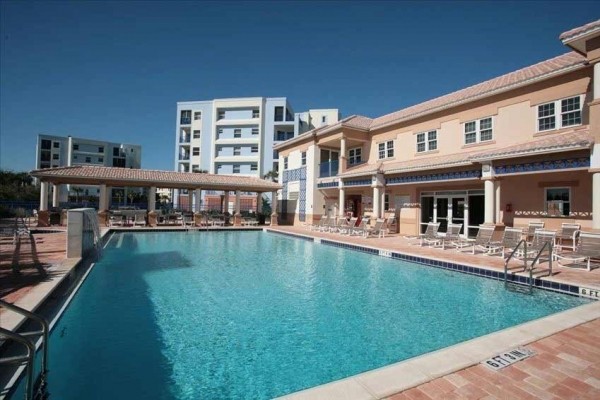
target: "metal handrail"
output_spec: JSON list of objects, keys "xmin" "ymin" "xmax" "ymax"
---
[
  {"xmin": 0, "ymin": 327, "xmax": 35, "ymax": 400},
  {"xmin": 504, "ymin": 239, "xmax": 553, "ymax": 289},
  {"xmin": 504, "ymin": 239, "xmax": 528, "ymax": 283},
  {"xmin": 528, "ymin": 240, "xmax": 553, "ymax": 288},
  {"xmin": 0, "ymin": 299, "xmax": 50, "ymax": 397}
]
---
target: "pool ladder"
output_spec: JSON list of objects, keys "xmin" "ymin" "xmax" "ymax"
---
[
  {"xmin": 504, "ymin": 239, "xmax": 553, "ymax": 292},
  {"xmin": 0, "ymin": 299, "xmax": 50, "ymax": 400}
]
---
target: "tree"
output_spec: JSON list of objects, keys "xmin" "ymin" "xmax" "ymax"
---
[
  {"xmin": 261, "ymin": 195, "xmax": 272, "ymax": 215},
  {"xmin": 263, "ymin": 170, "xmax": 278, "ymax": 183},
  {"xmin": 0, "ymin": 170, "xmax": 39, "ymax": 202},
  {"xmin": 71, "ymin": 186, "xmax": 84, "ymax": 203}
]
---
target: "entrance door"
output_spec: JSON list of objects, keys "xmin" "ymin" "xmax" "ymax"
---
[
  {"xmin": 451, "ymin": 197, "xmax": 466, "ymax": 234},
  {"xmin": 436, "ymin": 197, "xmax": 449, "ymax": 233},
  {"xmin": 421, "ymin": 196, "xmax": 434, "ymax": 234}
]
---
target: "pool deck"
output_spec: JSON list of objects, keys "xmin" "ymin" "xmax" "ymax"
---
[{"xmin": 1, "ymin": 224, "xmax": 599, "ymax": 399}]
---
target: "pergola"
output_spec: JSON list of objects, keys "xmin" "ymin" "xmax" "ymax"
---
[{"xmin": 29, "ymin": 166, "xmax": 282, "ymax": 227}]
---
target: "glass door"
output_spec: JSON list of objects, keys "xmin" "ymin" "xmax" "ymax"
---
[
  {"xmin": 420, "ymin": 196, "xmax": 434, "ymax": 234},
  {"xmin": 451, "ymin": 197, "xmax": 465, "ymax": 234},
  {"xmin": 435, "ymin": 197, "xmax": 449, "ymax": 233}
]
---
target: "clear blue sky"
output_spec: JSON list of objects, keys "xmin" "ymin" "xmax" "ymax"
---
[{"xmin": 1, "ymin": 1, "xmax": 599, "ymax": 172}]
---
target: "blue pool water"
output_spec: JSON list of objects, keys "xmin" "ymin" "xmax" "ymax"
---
[{"xmin": 27, "ymin": 231, "xmax": 590, "ymax": 399}]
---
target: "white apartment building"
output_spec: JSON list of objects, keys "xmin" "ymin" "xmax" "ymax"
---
[
  {"xmin": 173, "ymin": 97, "xmax": 338, "ymax": 209},
  {"xmin": 35, "ymin": 134, "xmax": 142, "ymax": 204}
]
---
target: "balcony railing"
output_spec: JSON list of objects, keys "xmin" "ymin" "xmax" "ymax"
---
[
  {"xmin": 180, "ymin": 117, "xmax": 191, "ymax": 125},
  {"xmin": 179, "ymin": 154, "xmax": 190, "ymax": 161},
  {"xmin": 319, "ymin": 160, "xmax": 339, "ymax": 178},
  {"xmin": 179, "ymin": 136, "xmax": 190, "ymax": 143}
]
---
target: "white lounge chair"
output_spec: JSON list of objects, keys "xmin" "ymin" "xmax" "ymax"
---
[
  {"xmin": 365, "ymin": 219, "xmax": 386, "ymax": 238},
  {"xmin": 515, "ymin": 229, "xmax": 556, "ymax": 260},
  {"xmin": 456, "ymin": 225, "xmax": 496, "ymax": 254},
  {"xmin": 438, "ymin": 223, "xmax": 463, "ymax": 250},
  {"xmin": 133, "ymin": 213, "xmax": 146, "ymax": 227},
  {"xmin": 554, "ymin": 232, "xmax": 600, "ymax": 271},
  {"xmin": 350, "ymin": 217, "xmax": 370, "ymax": 236},
  {"xmin": 555, "ymin": 223, "xmax": 580, "ymax": 252},
  {"xmin": 526, "ymin": 221, "xmax": 544, "ymax": 241},
  {"xmin": 487, "ymin": 227, "xmax": 523, "ymax": 257},
  {"xmin": 418, "ymin": 222, "xmax": 441, "ymax": 246},
  {"xmin": 339, "ymin": 217, "xmax": 358, "ymax": 235}
]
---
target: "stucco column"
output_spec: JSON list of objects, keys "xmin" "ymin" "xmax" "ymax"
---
[
  {"xmin": 484, "ymin": 179, "xmax": 495, "ymax": 224},
  {"xmin": 38, "ymin": 181, "xmax": 50, "ymax": 227},
  {"xmin": 52, "ymin": 184, "xmax": 60, "ymax": 208},
  {"xmin": 495, "ymin": 180, "xmax": 502, "ymax": 225},
  {"xmin": 256, "ymin": 193, "xmax": 263, "ymax": 215},
  {"xmin": 234, "ymin": 190, "xmax": 242, "ymax": 226},
  {"xmin": 194, "ymin": 189, "xmax": 202, "ymax": 213},
  {"xmin": 97, "ymin": 184, "xmax": 109, "ymax": 227},
  {"xmin": 339, "ymin": 136, "xmax": 347, "ymax": 173},
  {"xmin": 147, "ymin": 186, "xmax": 158, "ymax": 227},
  {"xmin": 223, "ymin": 191, "xmax": 230, "ymax": 214},
  {"xmin": 339, "ymin": 187, "xmax": 346, "ymax": 218},
  {"xmin": 373, "ymin": 186, "xmax": 380, "ymax": 219},
  {"xmin": 270, "ymin": 191, "xmax": 278, "ymax": 226},
  {"xmin": 593, "ymin": 172, "xmax": 600, "ymax": 230},
  {"xmin": 594, "ymin": 63, "xmax": 600, "ymax": 101},
  {"xmin": 380, "ymin": 188, "xmax": 386, "ymax": 219}
]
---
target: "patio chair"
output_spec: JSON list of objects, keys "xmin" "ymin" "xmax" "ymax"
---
[
  {"xmin": 329, "ymin": 217, "xmax": 349, "ymax": 233},
  {"xmin": 310, "ymin": 217, "xmax": 328, "ymax": 231},
  {"xmin": 183, "ymin": 214, "xmax": 194, "ymax": 227},
  {"xmin": 456, "ymin": 225, "xmax": 496, "ymax": 254},
  {"xmin": 109, "ymin": 214, "xmax": 124, "ymax": 227},
  {"xmin": 487, "ymin": 227, "xmax": 523, "ymax": 257},
  {"xmin": 515, "ymin": 229, "xmax": 556, "ymax": 260},
  {"xmin": 526, "ymin": 221, "xmax": 545, "ymax": 241},
  {"xmin": 418, "ymin": 222, "xmax": 441, "ymax": 246},
  {"xmin": 133, "ymin": 213, "xmax": 146, "ymax": 227},
  {"xmin": 554, "ymin": 232, "xmax": 600, "ymax": 272},
  {"xmin": 438, "ymin": 223, "xmax": 463, "ymax": 250},
  {"xmin": 319, "ymin": 217, "xmax": 335, "ymax": 232},
  {"xmin": 339, "ymin": 217, "xmax": 358, "ymax": 235},
  {"xmin": 555, "ymin": 223, "xmax": 580, "ymax": 252},
  {"xmin": 350, "ymin": 217, "xmax": 370, "ymax": 236},
  {"xmin": 365, "ymin": 218, "xmax": 386, "ymax": 238}
]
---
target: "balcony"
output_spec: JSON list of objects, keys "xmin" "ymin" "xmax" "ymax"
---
[
  {"xmin": 180, "ymin": 117, "xmax": 191, "ymax": 125},
  {"xmin": 179, "ymin": 136, "xmax": 190, "ymax": 143},
  {"xmin": 319, "ymin": 160, "xmax": 339, "ymax": 178},
  {"xmin": 179, "ymin": 154, "xmax": 190, "ymax": 161}
]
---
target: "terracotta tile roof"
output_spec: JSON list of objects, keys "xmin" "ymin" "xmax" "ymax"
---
[
  {"xmin": 370, "ymin": 52, "xmax": 587, "ymax": 130},
  {"xmin": 30, "ymin": 166, "xmax": 281, "ymax": 191},
  {"xmin": 341, "ymin": 115, "xmax": 373, "ymax": 130},
  {"xmin": 470, "ymin": 128, "xmax": 593, "ymax": 160},
  {"xmin": 560, "ymin": 19, "xmax": 600, "ymax": 41}
]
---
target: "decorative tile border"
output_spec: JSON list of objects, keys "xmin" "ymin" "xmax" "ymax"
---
[
  {"xmin": 266, "ymin": 229, "xmax": 587, "ymax": 298},
  {"xmin": 344, "ymin": 179, "xmax": 372, "ymax": 187},
  {"xmin": 494, "ymin": 157, "xmax": 590, "ymax": 175},
  {"xmin": 317, "ymin": 181, "xmax": 338, "ymax": 188},
  {"xmin": 386, "ymin": 169, "xmax": 481, "ymax": 185}
]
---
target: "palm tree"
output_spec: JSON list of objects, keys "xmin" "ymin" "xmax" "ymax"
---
[
  {"xmin": 71, "ymin": 186, "xmax": 84, "ymax": 203},
  {"xmin": 263, "ymin": 170, "xmax": 278, "ymax": 182}
]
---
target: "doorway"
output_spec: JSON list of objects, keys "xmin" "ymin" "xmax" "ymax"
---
[{"xmin": 420, "ymin": 190, "xmax": 482, "ymax": 236}]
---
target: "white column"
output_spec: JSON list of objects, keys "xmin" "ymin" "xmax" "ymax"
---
[
  {"xmin": 52, "ymin": 184, "xmax": 60, "ymax": 207},
  {"xmin": 271, "ymin": 191, "xmax": 278, "ymax": 214},
  {"xmin": 380, "ymin": 188, "xmax": 386, "ymax": 219},
  {"xmin": 495, "ymin": 180, "xmax": 502, "ymax": 224},
  {"xmin": 484, "ymin": 179, "xmax": 495, "ymax": 224},
  {"xmin": 235, "ymin": 190, "xmax": 241, "ymax": 215},
  {"xmin": 106, "ymin": 186, "xmax": 112, "ymax": 210},
  {"xmin": 373, "ymin": 186, "xmax": 381, "ymax": 219},
  {"xmin": 593, "ymin": 172, "xmax": 600, "ymax": 230},
  {"xmin": 339, "ymin": 187, "xmax": 345, "ymax": 217},
  {"xmin": 194, "ymin": 189, "xmax": 202, "ymax": 213},
  {"xmin": 99, "ymin": 184, "xmax": 108, "ymax": 211},
  {"xmin": 40, "ymin": 182, "xmax": 49, "ymax": 211},
  {"xmin": 340, "ymin": 136, "xmax": 347, "ymax": 173},
  {"xmin": 148, "ymin": 186, "xmax": 156, "ymax": 212},
  {"xmin": 223, "ymin": 191, "xmax": 230, "ymax": 213},
  {"xmin": 594, "ymin": 63, "xmax": 600, "ymax": 100}
]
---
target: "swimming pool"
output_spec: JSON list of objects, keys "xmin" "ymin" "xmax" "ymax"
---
[{"xmin": 19, "ymin": 231, "xmax": 591, "ymax": 399}]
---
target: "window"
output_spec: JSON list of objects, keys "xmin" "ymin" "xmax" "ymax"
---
[
  {"xmin": 52, "ymin": 153, "xmax": 59, "ymax": 160},
  {"xmin": 284, "ymin": 156, "xmax": 288, "ymax": 170},
  {"xmin": 384, "ymin": 194, "xmax": 390, "ymax": 211},
  {"xmin": 233, "ymin": 165, "xmax": 240, "ymax": 174},
  {"xmin": 98, "ymin": 146, "xmax": 104, "ymax": 153},
  {"xmin": 252, "ymin": 109, "xmax": 260, "ymax": 118},
  {"xmin": 98, "ymin": 157, "xmax": 103, "ymax": 163},
  {"xmin": 41, "ymin": 139, "xmax": 52, "ymax": 150},
  {"xmin": 40, "ymin": 151, "xmax": 51, "ymax": 162},
  {"xmin": 464, "ymin": 118, "xmax": 493, "ymax": 144},
  {"xmin": 545, "ymin": 187, "xmax": 570, "ymax": 216},
  {"xmin": 192, "ymin": 164, "xmax": 200, "ymax": 172},
  {"xmin": 348, "ymin": 147, "xmax": 362, "ymax": 165},
  {"xmin": 250, "ymin": 164, "xmax": 258, "ymax": 171},
  {"xmin": 113, "ymin": 147, "xmax": 120, "ymax": 157},
  {"xmin": 321, "ymin": 116, "xmax": 327, "ymax": 123},
  {"xmin": 234, "ymin": 129, "xmax": 241, "ymax": 138},
  {"xmin": 73, "ymin": 144, "xmax": 79, "ymax": 150},
  {"xmin": 194, "ymin": 111, "xmax": 202, "ymax": 120},
  {"xmin": 53, "ymin": 142, "xmax": 60, "ymax": 148},
  {"xmin": 274, "ymin": 106, "xmax": 284, "ymax": 121},
  {"xmin": 378, "ymin": 140, "xmax": 394, "ymax": 159},
  {"xmin": 301, "ymin": 151, "xmax": 307, "ymax": 166},
  {"xmin": 192, "ymin": 147, "xmax": 200, "ymax": 156},
  {"xmin": 416, "ymin": 130, "xmax": 437, "ymax": 152},
  {"xmin": 85, "ymin": 157, "xmax": 91, "ymax": 163},
  {"xmin": 537, "ymin": 96, "xmax": 582, "ymax": 132},
  {"xmin": 193, "ymin": 130, "xmax": 201, "ymax": 139},
  {"xmin": 180, "ymin": 110, "xmax": 191, "ymax": 124},
  {"xmin": 251, "ymin": 146, "xmax": 258, "ymax": 153},
  {"xmin": 217, "ymin": 128, "xmax": 223, "ymax": 135},
  {"xmin": 251, "ymin": 128, "xmax": 259, "ymax": 135},
  {"xmin": 233, "ymin": 147, "xmax": 241, "ymax": 156},
  {"xmin": 218, "ymin": 110, "xmax": 225, "ymax": 120}
]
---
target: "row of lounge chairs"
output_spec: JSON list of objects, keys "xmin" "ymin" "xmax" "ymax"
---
[
  {"xmin": 418, "ymin": 221, "xmax": 600, "ymax": 271},
  {"xmin": 310, "ymin": 216, "xmax": 391, "ymax": 238}
]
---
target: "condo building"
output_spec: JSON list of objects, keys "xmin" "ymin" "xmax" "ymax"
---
[
  {"xmin": 35, "ymin": 134, "xmax": 142, "ymax": 204},
  {"xmin": 275, "ymin": 20, "xmax": 600, "ymax": 233},
  {"xmin": 173, "ymin": 97, "xmax": 339, "ymax": 210}
]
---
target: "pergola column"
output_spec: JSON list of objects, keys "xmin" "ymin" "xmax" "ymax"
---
[
  {"xmin": 372, "ymin": 173, "xmax": 384, "ymax": 220},
  {"xmin": 97, "ymin": 184, "xmax": 110, "ymax": 226},
  {"xmin": 52, "ymin": 184, "xmax": 60, "ymax": 208},
  {"xmin": 495, "ymin": 180, "xmax": 502, "ymax": 225},
  {"xmin": 484, "ymin": 179, "xmax": 495, "ymax": 224},
  {"xmin": 233, "ymin": 190, "xmax": 242, "ymax": 226},
  {"xmin": 193, "ymin": 188, "xmax": 203, "ymax": 227},
  {"xmin": 339, "ymin": 182, "xmax": 346, "ymax": 218},
  {"xmin": 270, "ymin": 190, "xmax": 278, "ymax": 226},
  {"xmin": 223, "ymin": 191, "xmax": 230, "ymax": 214},
  {"xmin": 147, "ymin": 186, "xmax": 158, "ymax": 226},
  {"xmin": 380, "ymin": 187, "xmax": 386, "ymax": 219},
  {"xmin": 38, "ymin": 181, "xmax": 50, "ymax": 227},
  {"xmin": 256, "ymin": 193, "xmax": 263, "ymax": 215}
]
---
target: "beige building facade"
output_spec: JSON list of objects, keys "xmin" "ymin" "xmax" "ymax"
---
[{"xmin": 275, "ymin": 20, "xmax": 600, "ymax": 235}]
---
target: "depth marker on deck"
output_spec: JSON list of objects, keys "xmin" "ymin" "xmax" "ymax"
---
[{"xmin": 482, "ymin": 347, "xmax": 536, "ymax": 371}]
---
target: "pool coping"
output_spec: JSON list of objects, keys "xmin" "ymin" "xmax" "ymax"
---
[{"xmin": 265, "ymin": 228, "xmax": 600, "ymax": 399}]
